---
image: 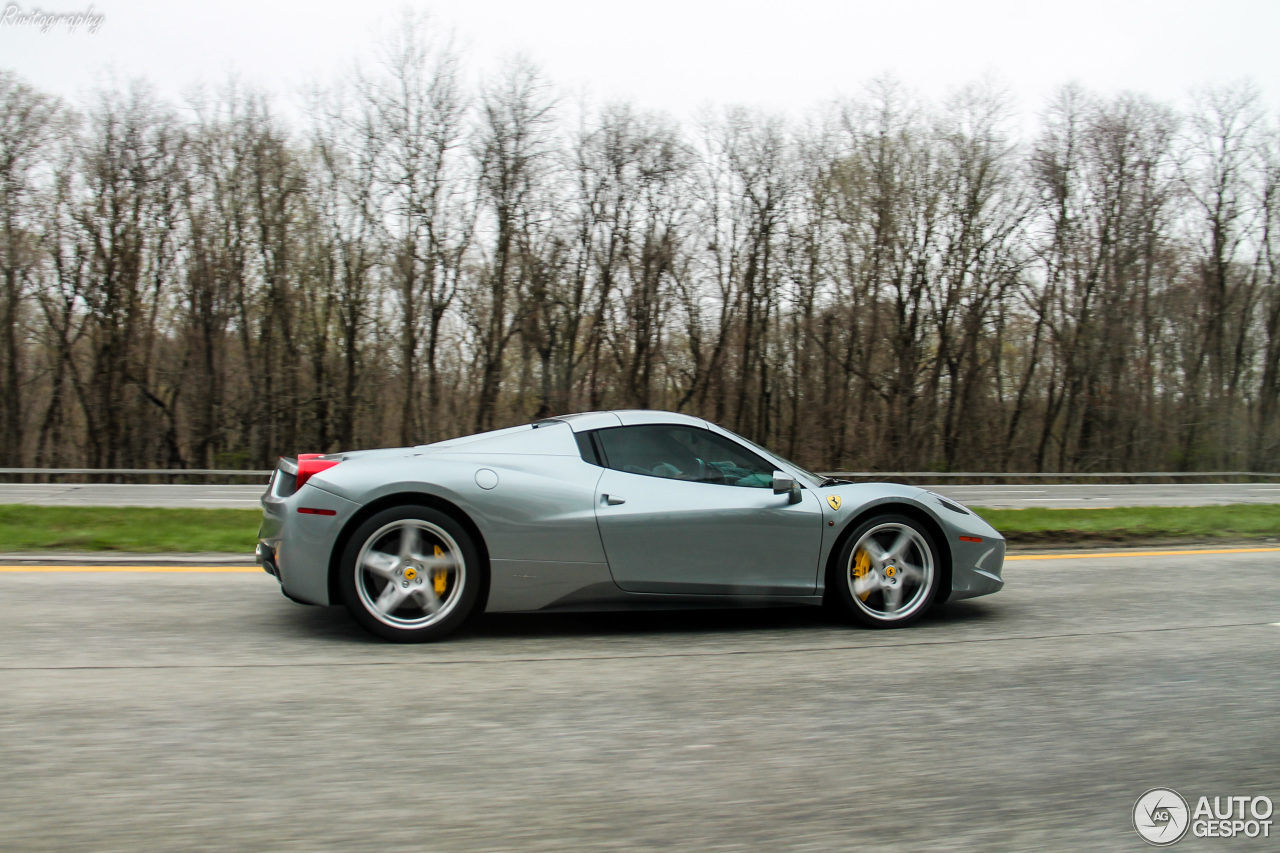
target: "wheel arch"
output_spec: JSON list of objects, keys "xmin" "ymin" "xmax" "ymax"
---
[
  {"xmin": 824, "ymin": 501, "xmax": 953, "ymax": 604},
  {"xmin": 328, "ymin": 491, "xmax": 492, "ymax": 611}
]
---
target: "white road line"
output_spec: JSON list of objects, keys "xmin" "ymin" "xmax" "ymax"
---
[
  {"xmin": 1007, "ymin": 547, "xmax": 1280, "ymax": 561},
  {"xmin": 961, "ymin": 483, "xmax": 1255, "ymax": 488},
  {"xmin": 193, "ymin": 499, "xmax": 261, "ymax": 503}
]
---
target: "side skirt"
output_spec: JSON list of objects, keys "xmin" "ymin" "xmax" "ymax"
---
[{"xmin": 530, "ymin": 582, "xmax": 825, "ymax": 613}]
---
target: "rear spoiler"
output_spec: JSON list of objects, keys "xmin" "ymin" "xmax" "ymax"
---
[{"xmin": 278, "ymin": 453, "xmax": 341, "ymax": 490}]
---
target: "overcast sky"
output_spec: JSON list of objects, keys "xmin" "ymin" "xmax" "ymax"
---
[{"xmin": 3, "ymin": 0, "xmax": 1279, "ymax": 125}]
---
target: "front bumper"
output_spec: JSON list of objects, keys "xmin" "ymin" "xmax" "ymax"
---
[
  {"xmin": 948, "ymin": 537, "xmax": 1005, "ymax": 601},
  {"xmin": 927, "ymin": 495, "xmax": 1006, "ymax": 602}
]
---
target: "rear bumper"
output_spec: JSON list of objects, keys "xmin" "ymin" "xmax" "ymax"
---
[
  {"xmin": 258, "ymin": 480, "xmax": 361, "ymax": 606},
  {"xmin": 256, "ymin": 542, "xmax": 279, "ymax": 578}
]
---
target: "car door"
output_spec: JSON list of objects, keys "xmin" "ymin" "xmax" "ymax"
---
[{"xmin": 588, "ymin": 424, "xmax": 823, "ymax": 595}]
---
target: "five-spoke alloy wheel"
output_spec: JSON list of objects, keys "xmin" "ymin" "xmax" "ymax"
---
[
  {"xmin": 830, "ymin": 513, "xmax": 940, "ymax": 628},
  {"xmin": 339, "ymin": 505, "xmax": 481, "ymax": 642}
]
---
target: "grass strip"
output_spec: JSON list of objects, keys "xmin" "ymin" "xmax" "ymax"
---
[
  {"xmin": 0, "ymin": 505, "xmax": 261, "ymax": 553},
  {"xmin": 972, "ymin": 504, "xmax": 1280, "ymax": 546},
  {"xmin": 0, "ymin": 503, "xmax": 1276, "ymax": 553}
]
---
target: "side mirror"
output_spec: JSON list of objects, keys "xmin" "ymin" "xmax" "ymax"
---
[{"xmin": 772, "ymin": 471, "xmax": 802, "ymax": 504}]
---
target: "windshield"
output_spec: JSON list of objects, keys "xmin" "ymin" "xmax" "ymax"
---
[{"xmin": 717, "ymin": 426, "xmax": 824, "ymax": 484}]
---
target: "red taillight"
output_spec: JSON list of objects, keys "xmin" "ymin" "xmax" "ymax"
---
[
  {"xmin": 296, "ymin": 453, "xmax": 340, "ymax": 490},
  {"xmin": 959, "ymin": 536, "xmax": 983, "ymax": 543},
  {"xmin": 298, "ymin": 507, "xmax": 337, "ymax": 516}
]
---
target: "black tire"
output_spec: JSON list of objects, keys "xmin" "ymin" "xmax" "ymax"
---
[
  {"xmin": 338, "ymin": 505, "xmax": 482, "ymax": 642},
  {"xmin": 828, "ymin": 513, "xmax": 941, "ymax": 629}
]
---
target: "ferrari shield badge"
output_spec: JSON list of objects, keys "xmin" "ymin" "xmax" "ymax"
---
[{"xmin": 827, "ymin": 495, "xmax": 842, "ymax": 511}]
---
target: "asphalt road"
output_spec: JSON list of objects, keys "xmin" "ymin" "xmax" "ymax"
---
[
  {"xmin": 938, "ymin": 483, "xmax": 1280, "ymax": 509},
  {"xmin": 0, "ymin": 483, "xmax": 269, "ymax": 508},
  {"xmin": 1, "ymin": 550, "xmax": 1277, "ymax": 851},
  {"xmin": 3, "ymin": 481, "xmax": 1280, "ymax": 509}
]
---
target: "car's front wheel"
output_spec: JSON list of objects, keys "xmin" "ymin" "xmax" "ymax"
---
[
  {"xmin": 338, "ymin": 505, "xmax": 481, "ymax": 642},
  {"xmin": 829, "ymin": 514, "xmax": 940, "ymax": 628}
]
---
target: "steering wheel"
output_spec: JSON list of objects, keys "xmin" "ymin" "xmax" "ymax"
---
[{"xmin": 697, "ymin": 458, "xmax": 728, "ymax": 485}]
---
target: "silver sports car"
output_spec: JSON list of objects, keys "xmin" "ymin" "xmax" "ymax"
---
[{"xmin": 257, "ymin": 410, "xmax": 1005, "ymax": 641}]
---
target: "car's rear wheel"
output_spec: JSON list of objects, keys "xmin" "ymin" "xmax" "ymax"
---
[
  {"xmin": 829, "ymin": 514, "xmax": 939, "ymax": 628},
  {"xmin": 338, "ymin": 505, "xmax": 481, "ymax": 642}
]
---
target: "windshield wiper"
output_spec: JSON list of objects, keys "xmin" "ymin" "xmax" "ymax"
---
[{"xmin": 819, "ymin": 475, "xmax": 851, "ymax": 487}]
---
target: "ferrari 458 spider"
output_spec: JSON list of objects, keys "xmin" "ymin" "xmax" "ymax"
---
[{"xmin": 257, "ymin": 410, "xmax": 1004, "ymax": 641}]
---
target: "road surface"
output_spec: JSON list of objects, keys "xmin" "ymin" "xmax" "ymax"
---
[
  {"xmin": 938, "ymin": 482, "xmax": 1280, "ymax": 509},
  {"xmin": 2, "ymin": 481, "xmax": 1280, "ymax": 509},
  {"xmin": 1, "ymin": 549, "xmax": 1277, "ymax": 850}
]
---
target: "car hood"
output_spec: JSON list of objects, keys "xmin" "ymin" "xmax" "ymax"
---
[{"xmin": 816, "ymin": 481, "xmax": 930, "ymax": 502}]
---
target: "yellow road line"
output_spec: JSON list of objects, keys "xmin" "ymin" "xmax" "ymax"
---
[
  {"xmin": 0, "ymin": 565, "xmax": 259, "ymax": 573},
  {"xmin": 1007, "ymin": 547, "xmax": 1280, "ymax": 561}
]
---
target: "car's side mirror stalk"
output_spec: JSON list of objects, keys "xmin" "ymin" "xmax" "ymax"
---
[{"xmin": 772, "ymin": 471, "xmax": 802, "ymax": 504}]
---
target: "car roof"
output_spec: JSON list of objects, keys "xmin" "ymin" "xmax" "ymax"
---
[
  {"xmin": 613, "ymin": 410, "xmax": 708, "ymax": 428},
  {"xmin": 545, "ymin": 410, "xmax": 709, "ymax": 432}
]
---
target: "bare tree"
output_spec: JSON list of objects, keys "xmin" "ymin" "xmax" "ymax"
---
[
  {"xmin": 1253, "ymin": 120, "xmax": 1280, "ymax": 467},
  {"xmin": 62, "ymin": 83, "xmax": 186, "ymax": 468},
  {"xmin": 2, "ymin": 62, "xmax": 1278, "ymax": 475},
  {"xmin": 0, "ymin": 71, "xmax": 63, "ymax": 466},
  {"xmin": 356, "ymin": 13, "xmax": 471, "ymax": 444},
  {"xmin": 469, "ymin": 58, "xmax": 555, "ymax": 432},
  {"xmin": 1178, "ymin": 84, "xmax": 1263, "ymax": 467}
]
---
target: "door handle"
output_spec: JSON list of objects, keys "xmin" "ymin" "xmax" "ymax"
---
[{"xmin": 603, "ymin": 494, "xmax": 626, "ymax": 506}]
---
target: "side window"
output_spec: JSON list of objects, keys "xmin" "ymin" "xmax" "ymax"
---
[
  {"xmin": 574, "ymin": 431, "xmax": 602, "ymax": 466},
  {"xmin": 592, "ymin": 425, "xmax": 775, "ymax": 488},
  {"xmin": 676, "ymin": 429, "xmax": 776, "ymax": 487}
]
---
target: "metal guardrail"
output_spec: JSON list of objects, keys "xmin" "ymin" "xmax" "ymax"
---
[
  {"xmin": 1, "ymin": 467, "xmax": 1278, "ymax": 480},
  {"xmin": 0, "ymin": 468, "xmax": 273, "ymax": 477},
  {"xmin": 824, "ymin": 471, "xmax": 1280, "ymax": 479}
]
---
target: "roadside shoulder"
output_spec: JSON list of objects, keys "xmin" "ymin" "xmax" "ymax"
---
[{"xmin": 0, "ymin": 551, "xmax": 256, "ymax": 566}]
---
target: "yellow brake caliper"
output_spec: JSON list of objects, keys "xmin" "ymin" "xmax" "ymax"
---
[
  {"xmin": 853, "ymin": 548, "xmax": 872, "ymax": 601},
  {"xmin": 432, "ymin": 545, "xmax": 447, "ymax": 594}
]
